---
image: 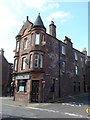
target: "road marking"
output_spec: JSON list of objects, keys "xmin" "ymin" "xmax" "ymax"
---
[
  {"xmin": 62, "ymin": 103, "xmax": 82, "ymax": 107},
  {"xmin": 65, "ymin": 112, "xmax": 89, "ymax": 118},
  {"xmin": 26, "ymin": 106, "xmax": 59, "ymax": 113}
]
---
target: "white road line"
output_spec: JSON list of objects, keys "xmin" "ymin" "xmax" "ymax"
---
[
  {"xmin": 62, "ymin": 103, "xmax": 81, "ymax": 107},
  {"xmin": 65, "ymin": 112, "xmax": 87, "ymax": 118},
  {"xmin": 26, "ymin": 106, "xmax": 59, "ymax": 113}
]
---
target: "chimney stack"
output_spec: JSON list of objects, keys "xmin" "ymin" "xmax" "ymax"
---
[
  {"xmin": 0, "ymin": 48, "xmax": 4, "ymax": 56},
  {"xmin": 49, "ymin": 21, "xmax": 56, "ymax": 38}
]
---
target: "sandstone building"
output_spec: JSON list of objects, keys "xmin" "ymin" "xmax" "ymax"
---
[{"xmin": 13, "ymin": 14, "xmax": 86, "ymax": 102}]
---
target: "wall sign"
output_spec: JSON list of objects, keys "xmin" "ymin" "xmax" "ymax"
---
[{"xmin": 16, "ymin": 74, "xmax": 30, "ymax": 80}]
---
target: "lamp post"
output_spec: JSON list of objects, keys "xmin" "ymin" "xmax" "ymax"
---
[{"xmin": 12, "ymin": 76, "xmax": 15, "ymax": 101}]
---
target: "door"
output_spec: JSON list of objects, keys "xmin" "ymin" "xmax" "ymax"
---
[{"xmin": 32, "ymin": 80, "xmax": 39, "ymax": 102}]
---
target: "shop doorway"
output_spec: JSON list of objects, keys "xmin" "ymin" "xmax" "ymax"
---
[{"xmin": 32, "ymin": 80, "xmax": 39, "ymax": 102}]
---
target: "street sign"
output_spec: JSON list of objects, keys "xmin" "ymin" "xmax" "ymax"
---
[{"xmin": 42, "ymin": 80, "xmax": 45, "ymax": 84}]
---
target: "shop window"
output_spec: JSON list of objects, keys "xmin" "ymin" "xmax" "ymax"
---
[
  {"xmin": 62, "ymin": 46, "xmax": 66, "ymax": 55},
  {"xmin": 24, "ymin": 38, "xmax": 27, "ymax": 50},
  {"xmin": 16, "ymin": 41, "xmax": 20, "ymax": 52},
  {"xmin": 22, "ymin": 57, "xmax": 26, "ymax": 70},
  {"xmin": 14, "ymin": 59, "xmax": 18, "ymax": 71},
  {"xmin": 29, "ymin": 54, "xmax": 33, "ymax": 68},
  {"xmin": 34, "ymin": 54, "xmax": 39, "ymax": 68},
  {"xmin": 18, "ymin": 80, "xmax": 27, "ymax": 92},
  {"xmin": 40, "ymin": 54, "xmax": 43, "ymax": 68},
  {"xmin": 35, "ymin": 33, "xmax": 40, "ymax": 45}
]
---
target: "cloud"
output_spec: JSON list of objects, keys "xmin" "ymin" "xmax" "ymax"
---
[
  {"xmin": 46, "ymin": 11, "xmax": 71, "ymax": 22},
  {"xmin": 0, "ymin": 4, "xmax": 22, "ymax": 36}
]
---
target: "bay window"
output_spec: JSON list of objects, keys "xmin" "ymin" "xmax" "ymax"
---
[
  {"xmin": 16, "ymin": 41, "xmax": 20, "ymax": 52},
  {"xmin": 29, "ymin": 54, "xmax": 33, "ymax": 68},
  {"xmin": 35, "ymin": 33, "xmax": 40, "ymax": 45},
  {"xmin": 22, "ymin": 57, "xmax": 26, "ymax": 70},
  {"xmin": 40, "ymin": 55, "xmax": 43, "ymax": 68},
  {"xmin": 14, "ymin": 59, "xmax": 18, "ymax": 71},
  {"xmin": 34, "ymin": 54, "xmax": 39, "ymax": 68}
]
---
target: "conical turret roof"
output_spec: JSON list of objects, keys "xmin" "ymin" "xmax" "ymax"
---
[{"xmin": 33, "ymin": 13, "xmax": 45, "ymax": 28}]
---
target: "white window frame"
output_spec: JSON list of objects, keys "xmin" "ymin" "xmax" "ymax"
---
[
  {"xmin": 16, "ymin": 41, "xmax": 20, "ymax": 52},
  {"xmin": 75, "ymin": 52, "xmax": 78, "ymax": 61},
  {"xmin": 24, "ymin": 38, "xmax": 27, "ymax": 50},
  {"xmin": 34, "ymin": 54, "xmax": 39, "ymax": 68},
  {"xmin": 35, "ymin": 33, "xmax": 40, "ymax": 45},
  {"xmin": 14, "ymin": 59, "xmax": 18, "ymax": 71},
  {"xmin": 75, "ymin": 66, "xmax": 78, "ymax": 75},
  {"xmin": 22, "ymin": 57, "xmax": 26, "ymax": 70},
  {"xmin": 40, "ymin": 55, "xmax": 43, "ymax": 68},
  {"xmin": 62, "ymin": 46, "xmax": 66, "ymax": 55}
]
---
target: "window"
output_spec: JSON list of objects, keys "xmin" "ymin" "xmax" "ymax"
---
[
  {"xmin": 75, "ymin": 66, "xmax": 78, "ymax": 75},
  {"xmin": 40, "ymin": 55, "xmax": 43, "ymax": 68},
  {"xmin": 78, "ymin": 82, "xmax": 80, "ymax": 92},
  {"xmin": 29, "ymin": 54, "xmax": 33, "ymax": 68},
  {"xmin": 62, "ymin": 46, "xmax": 65, "ymax": 55},
  {"xmin": 24, "ymin": 38, "xmax": 27, "ymax": 50},
  {"xmin": 35, "ymin": 33, "xmax": 40, "ymax": 45},
  {"xmin": 73, "ymin": 82, "xmax": 76, "ymax": 92},
  {"xmin": 14, "ymin": 59, "xmax": 18, "ymax": 71},
  {"xmin": 18, "ymin": 80, "xmax": 27, "ymax": 92},
  {"xmin": 31, "ymin": 33, "xmax": 34, "ymax": 45},
  {"xmin": 16, "ymin": 41, "xmax": 20, "ymax": 52},
  {"xmin": 34, "ymin": 54, "xmax": 39, "ymax": 68},
  {"xmin": 75, "ymin": 52, "xmax": 78, "ymax": 61},
  {"xmin": 81, "ymin": 57, "xmax": 84, "ymax": 68},
  {"xmin": 62, "ymin": 61, "xmax": 65, "ymax": 72},
  {"xmin": 22, "ymin": 57, "xmax": 26, "ymax": 70},
  {"xmin": 41, "ymin": 34, "xmax": 45, "ymax": 45}
]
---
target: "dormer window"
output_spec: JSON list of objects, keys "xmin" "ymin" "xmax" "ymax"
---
[
  {"xmin": 24, "ymin": 38, "xmax": 27, "ymax": 50},
  {"xmin": 35, "ymin": 33, "xmax": 40, "ymax": 45}
]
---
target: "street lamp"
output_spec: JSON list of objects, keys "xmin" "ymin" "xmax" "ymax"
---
[{"xmin": 12, "ymin": 76, "xmax": 15, "ymax": 101}]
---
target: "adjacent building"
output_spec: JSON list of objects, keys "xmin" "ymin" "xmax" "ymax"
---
[
  {"xmin": 85, "ymin": 56, "xmax": 90, "ymax": 92},
  {"xmin": 0, "ymin": 49, "xmax": 13, "ymax": 96},
  {"xmin": 13, "ymin": 14, "xmax": 86, "ymax": 103}
]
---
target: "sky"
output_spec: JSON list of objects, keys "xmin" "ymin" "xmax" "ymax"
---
[{"xmin": 0, "ymin": 0, "xmax": 89, "ymax": 63}]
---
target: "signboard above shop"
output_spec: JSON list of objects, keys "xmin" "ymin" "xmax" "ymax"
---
[{"xmin": 15, "ymin": 74, "xmax": 30, "ymax": 80}]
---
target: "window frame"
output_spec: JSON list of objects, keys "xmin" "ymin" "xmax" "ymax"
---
[
  {"xmin": 40, "ymin": 54, "xmax": 43, "ymax": 68},
  {"xmin": 62, "ymin": 45, "xmax": 66, "ymax": 55},
  {"xmin": 29, "ymin": 54, "xmax": 33, "ymax": 69},
  {"xmin": 75, "ymin": 52, "xmax": 78, "ymax": 61},
  {"xmin": 35, "ymin": 33, "xmax": 40, "ymax": 45},
  {"xmin": 22, "ymin": 57, "xmax": 26, "ymax": 70},
  {"xmin": 16, "ymin": 41, "xmax": 20, "ymax": 52},
  {"xmin": 14, "ymin": 59, "xmax": 18, "ymax": 71},
  {"xmin": 24, "ymin": 38, "xmax": 27, "ymax": 50},
  {"xmin": 34, "ymin": 54, "xmax": 39, "ymax": 68}
]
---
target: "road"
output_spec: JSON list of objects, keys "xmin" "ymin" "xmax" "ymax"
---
[{"xmin": 1, "ymin": 94, "xmax": 90, "ymax": 119}]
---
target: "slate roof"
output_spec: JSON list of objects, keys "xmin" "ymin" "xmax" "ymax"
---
[{"xmin": 33, "ymin": 13, "xmax": 45, "ymax": 28}]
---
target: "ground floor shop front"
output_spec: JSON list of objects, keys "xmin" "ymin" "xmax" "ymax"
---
[{"xmin": 13, "ymin": 72, "xmax": 46, "ymax": 103}]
